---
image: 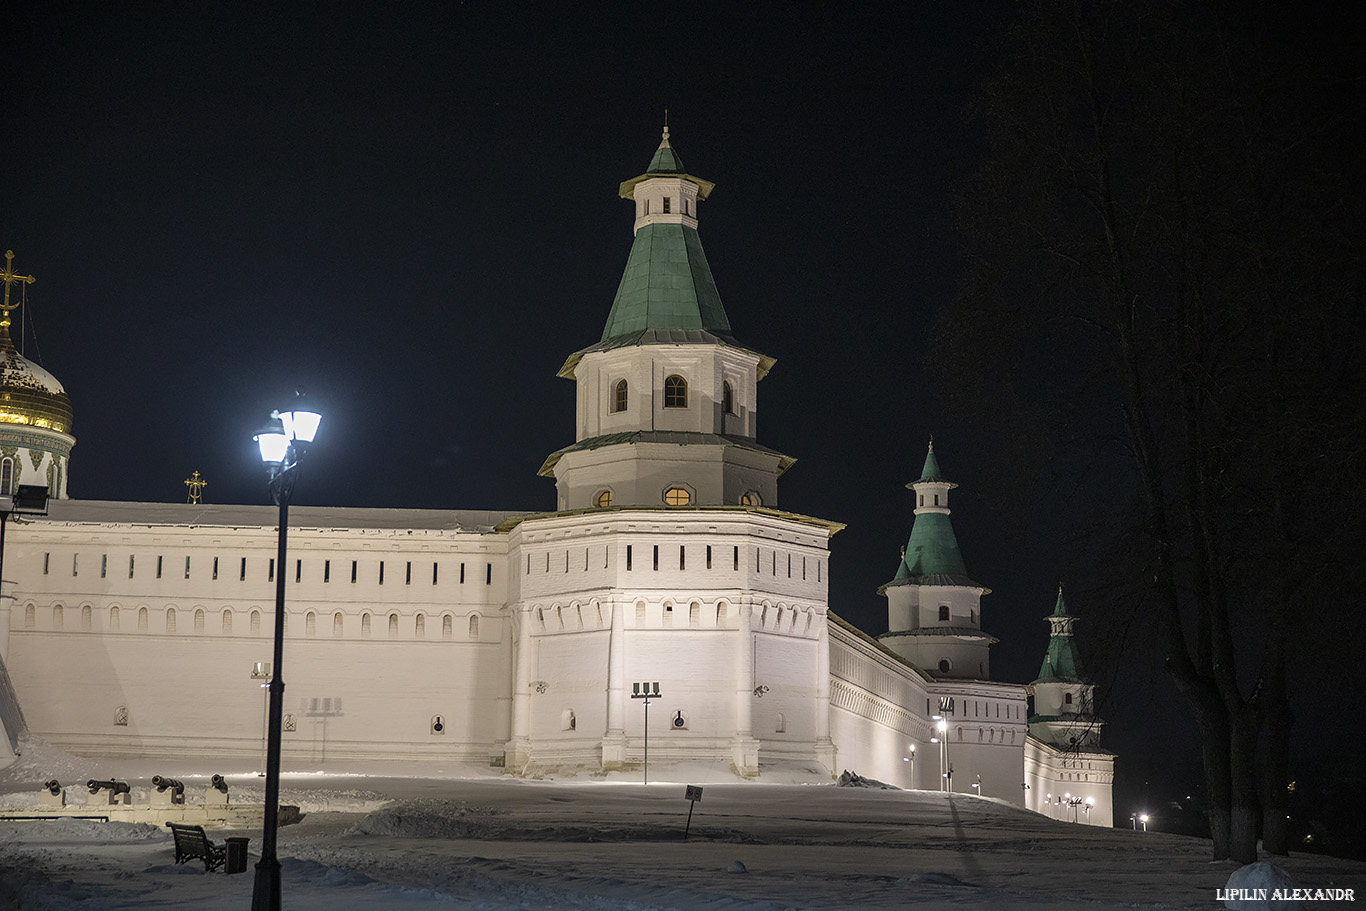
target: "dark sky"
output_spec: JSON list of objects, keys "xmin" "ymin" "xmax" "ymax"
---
[{"xmin": 4, "ymin": 2, "xmax": 1349, "ymax": 824}]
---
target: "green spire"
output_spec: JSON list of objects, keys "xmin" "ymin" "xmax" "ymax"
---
[
  {"xmin": 1037, "ymin": 586, "xmax": 1083, "ymax": 680},
  {"xmin": 919, "ymin": 438, "xmax": 948, "ymax": 483},
  {"xmin": 888, "ymin": 441, "xmax": 976, "ymax": 585},
  {"xmin": 599, "ymin": 128, "xmax": 732, "ymax": 342},
  {"xmin": 647, "ymin": 124, "xmax": 684, "ymax": 173}
]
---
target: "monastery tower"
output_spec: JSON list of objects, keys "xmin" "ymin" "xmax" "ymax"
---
[{"xmin": 878, "ymin": 442, "xmax": 995, "ymax": 679}]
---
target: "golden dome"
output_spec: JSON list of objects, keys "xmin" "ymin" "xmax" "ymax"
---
[{"xmin": 0, "ymin": 336, "xmax": 73, "ymax": 435}]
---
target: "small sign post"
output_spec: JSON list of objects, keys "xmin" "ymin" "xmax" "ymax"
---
[{"xmin": 683, "ymin": 784, "xmax": 703, "ymax": 840}]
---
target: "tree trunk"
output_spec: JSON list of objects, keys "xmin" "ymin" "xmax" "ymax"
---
[{"xmin": 1257, "ymin": 662, "xmax": 1294, "ymax": 856}]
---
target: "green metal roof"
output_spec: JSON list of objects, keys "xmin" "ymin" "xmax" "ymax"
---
[
  {"xmin": 1037, "ymin": 590, "xmax": 1083, "ymax": 681},
  {"xmin": 918, "ymin": 443, "xmax": 952, "ymax": 484},
  {"xmin": 892, "ymin": 512, "xmax": 970, "ymax": 581},
  {"xmin": 648, "ymin": 142, "xmax": 684, "ymax": 174},
  {"xmin": 599, "ymin": 223, "xmax": 731, "ymax": 342}
]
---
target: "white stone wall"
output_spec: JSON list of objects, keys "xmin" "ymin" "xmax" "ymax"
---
[
  {"xmin": 4, "ymin": 511, "xmax": 512, "ymax": 763},
  {"xmin": 1024, "ymin": 735, "xmax": 1115, "ymax": 827}
]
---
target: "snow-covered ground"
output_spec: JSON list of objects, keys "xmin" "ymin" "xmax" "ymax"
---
[{"xmin": 1, "ymin": 735, "xmax": 1361, "ymax": 909}]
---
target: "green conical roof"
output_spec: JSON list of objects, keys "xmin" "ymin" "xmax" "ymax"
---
[
  {"xmin": 600, "ymin": 223, "xmax": 731, "ymax": 340},
  {"xmin": 1037, "ymin": 588, "xmax": 1082, "ymax": 681},
  {"xmin": 919, "ymin": 443, "xmax": 949, "ymax": 483},
  {"xmin": 894, "ymin": 513, "xmax": 968, "ymax": 581},
  {"xmin": 647, "ymin": 134, "xmax": 684, "ymax": 174}
]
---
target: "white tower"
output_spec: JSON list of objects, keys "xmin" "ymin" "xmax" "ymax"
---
[
  {"xmin": 1028, "ymin": 587, "xmax": 1103, "ymax": 748},
  {"xmin": 878, "ymin": 441, "xmax": 995, "ymax": 678},
  {"xmin": 541, "ymin": 125, "xmax": 792, "ymax": 511}
]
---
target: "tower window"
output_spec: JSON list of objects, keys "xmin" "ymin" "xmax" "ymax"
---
[
  {"xmin": 938, "ymin": 659, "xmax": 952, "ymax": 673},
  {"xmin": 613, "ymin": 379, "xmax": 628, "ymax": 413},
  {"xmin": 662, "ymin": 197, "xmax": 671, "ymax": 214},
  {"xmin": 594, "ymin": 490, "xmax": 613, "ymax": 508},
  {"xmin": 0, "ymin": 457, "xmax": 11, "ymax": 495},
  {"xmin": 643, "ymin": 199, "xmax": 650, "ymax": 216},
  {"xmin": 938, "ymin": 605, "xmax": 950, "ymax": 622},
  {"xmin": 722, "ymin": 381, "xmax": 734, "ymax": 415},
  {"xmin": 683, "ymin": 198, "xmax": 690, "ymax": 216},
  {"xmin": 934, "ymin": 494, "xmax": 939, "ymax": 506},
  {"xmin": 740, "ymin": 491, "xmax": 760, "ymax": 507},
  {"xmin": 664, "ymin": 374, "xmax": 687, "ymax": 408},
  {"xmin": 664, "ymin": 487, "xmax": 691, "ymax": 506},
  {"xmin": 1065, "ymin": 692, "xmax": 1073, "ymax": 705}
]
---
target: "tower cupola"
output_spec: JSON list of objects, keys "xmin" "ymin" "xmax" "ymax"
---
[
  {"xmin": 0, "ymin": 250, "xmax": 74, "ymax": 498},
  {"xmin": 541, "ymin": 127, "xmax": 793, "ymax": 512}
]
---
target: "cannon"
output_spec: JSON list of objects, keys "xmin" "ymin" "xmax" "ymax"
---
[
  {"xmin": 210, "ymin": 774, "xmax": 229, "ymax": 793},
  {"xmin": 152, "ymin": 775, "xmax": 185, "ymax": 794},
  {"xmin": 42, "ymin": 779, "xmax": 62, "ymax": 796},
  {"xmin": 87, "ymin": 779, "xmax": 131, "ymax": 796}
]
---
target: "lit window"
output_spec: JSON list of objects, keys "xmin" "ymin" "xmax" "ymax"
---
[
  {"xmin": 664, "ymin": 487, "xmax": 691, "ymax": 506},
  {"xmin": 722, "ymin": 381, "xmax": 734, "ymax": 414},
  {"xmin": 739, "ymin": 491, "xmax": 760, "ymax": 507},
  {"xmin": 613, "ymin": 379, "xmax": 628, "ymax": 413},
  {"xmin": 664, "ymin": 374, "xmax": 687, "ymax": 408},
  {"xmin": 0, "ymin": 458, "xmax": 11, "ymax": 495},
  {"xmin": 663, "ymin": 197, "xmax": 671, "ymax": 214},
  {"xmin": 594, "ymin": 490, "xmax": 613, "ymax": 508}
]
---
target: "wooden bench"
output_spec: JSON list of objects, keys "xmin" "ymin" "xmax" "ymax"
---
[{"xmin": 165, "ymin": 822, "xmax": 227, "ymax": 872}]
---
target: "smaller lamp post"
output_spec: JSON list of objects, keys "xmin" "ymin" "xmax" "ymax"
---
[{"xmin": 250, "ymin": 405, "xmax": 321, "ymax": 911}]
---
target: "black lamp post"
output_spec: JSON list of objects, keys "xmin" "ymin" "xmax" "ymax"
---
[{"xmin": 250, "ymin": 407, "xmax": 320, "ymax": 911}]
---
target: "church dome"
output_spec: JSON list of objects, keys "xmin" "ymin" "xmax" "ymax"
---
[{"xmin": 0, "ymin": 340, "xmax": 73, "ymax": 434}]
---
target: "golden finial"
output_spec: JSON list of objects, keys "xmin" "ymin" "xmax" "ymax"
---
[
  {"xmin": 660, "ymin": 108, "xmax": 671, "ymax": 147},
  {"xmin": 184, "ymin": 470, "xmax": 208, "ymax": 504},
  {"xmin": 0, "ymin": 250, "xmax": 36, "ymax": 330}
]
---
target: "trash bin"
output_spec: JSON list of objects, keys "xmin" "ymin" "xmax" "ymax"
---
[{"xmin": 225, "ymin": 837, "xmax": 251, "ymax": 874}]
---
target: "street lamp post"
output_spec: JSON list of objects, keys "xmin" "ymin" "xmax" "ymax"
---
[
  {"xmin": 630, "ymin": 681, "xmax": 661, "ymax": 785},
  {"xmin": 250, "ymin": 406, "xmax": 321, "ymax": 911}
]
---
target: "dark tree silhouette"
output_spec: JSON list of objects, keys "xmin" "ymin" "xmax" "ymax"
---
[{"xmin": 935, "ymin": 1, "xmax": 1365, "ymax": 862}]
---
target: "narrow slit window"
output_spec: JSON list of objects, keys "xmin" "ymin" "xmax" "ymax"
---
[
  {"xmin": 406, "ymin": 561, "xmax": 412, "ymax": 585},
  {"xmin": 662, "ymin": 197, "xmax": 671, "ymax": 213},
  {"xmin": 379, "ymin": 561, "xmax": 385, "ymax": 584},
  {"xmin": 295, "ymin": 559, "xmax": 301, "ymax": 582},
  {"xmin": 101, "ymin": 555, "xmax": 107, "ymax": 578},
  {"xmin": 722, "ymin": 381, "xmax": 734, "ymax": 414},
  {"xmin": 129, "ymin": 555, "xmax": 136, "ymax": 578},
  {"xmin": 44, "ymin": 553, "xmax": 50, "ymax": 574},
  {"xmin": 267, "ymin": 558, "xmax": 274, "ymax": 582},
  {"xmin": 212, "ymin": 557, "xmax": 218, "ymax": 580},
  {"xmin": 460, "ymin": 562, "xmax": 465, "ymax": 584},
  {"xmin": 733, "ymin": 545, "xmax": 739, "ymax": 571},
  {"xmin": 324, "ymin": 560, "xmax": 331, "ymax": 583},
  {"xmin": 706, "ymin": 545, "xmax": 712, "ymax": 569},
  {"xmin": 185, "ymin": 556, "xmax": 191, "ymax": 579},
  {"xmin": 351, "ymin": 561, "xmax": 358, "ymax": 583},
  {"xmin": 433, "ymin": 563, "xmax": 439, "ymax": 585},
  {"xmin": 73, "ymin": 554, "xmax": 79, "ymax": 576},
  {"xmin": 652, "ymin": 545, "xmax": 659, "ymax": 571},
  {"xmin": 626, "ymin": 545, "xmax": 633, "ymax": 571},
  {"xmin": 240, "ymin": 557, "xmax": 247, "ymax": 581},
  {"xmin": 679, "ymin": 546, "xmax": 686, "ymax": 570},
  {"xmin": 486, "ymin": 563, "xmax": 492, "ymax": 584}
]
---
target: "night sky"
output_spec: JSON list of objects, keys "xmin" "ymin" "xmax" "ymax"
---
[{"xmin": 3, "ymin": 3, "xmax": 1352, "ymax": 827}]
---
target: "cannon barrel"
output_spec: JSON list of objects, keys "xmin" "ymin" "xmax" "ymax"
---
[
  {"xmin": 210, "ymin": 774, "xmax": 229, "ymax": 793},
  {"xmin": 87, "ymin": 779, "xmax": 130, "ymax": 795},
  {"xmin": 42, "ymin": 779, "xmax": 62, "ymax": 795},
  {"xmin": 152, "ymin": 775, "xmax": 185, "ymax": 793}
]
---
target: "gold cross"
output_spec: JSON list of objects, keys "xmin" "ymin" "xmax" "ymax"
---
[
  {"xmin": 0, "ymin": 250, "xmax": 36, "ymax": 327},
  {"xmin": 184, "ymin": 470, "xmax": 208, "ymax": 504}
]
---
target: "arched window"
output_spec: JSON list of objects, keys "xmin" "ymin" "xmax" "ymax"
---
[
  {"xmin": 249, "ymin": 609, "xmax": 260, "ymax": 635},
  {"xmin": 594, "ymin": 490, "xmax": 613, "ymax": 508},
  {"xmin": 739, "ymin": 491, "xmax": 760, "ymax": 507},
  {"xmin": 938, "ymin": 605, "xmax": 950, "ymax": 622},
  {"xmin": 0, "ymin": 457, "xmax": 11, "ymax": 495},
  {"xmin": 664, "ymin": 374, "xmax": 688, "ymax": 408},
  {"xmin": 722, "ymin": 381, "xmax": 734, "ymax": 415},
  {"xmin": 24, "ymin": 603, "xmax": 35, "ymax": 628},
  {"xmin": 333, "ymin": 612, "xmax": 344, "ymax": 637},
  {"xmin": 612, "ymin": 379, "xmax": 628, "ymax": 413},
  {"xmin": 305, "ymin": 611, "xmax": 317, "ymax": 637},
  {"xmin": 468, "ymin": 613, "xmax": 480, "ymax": 639},
  {"xmin": 194, "ymin": 608, "xmax": 205, "ymax": 633},
  {"xmin": 110, "ymin": 606, "xmax": 120, "ymax": 631},
  {"xmin": 388, "ymin": 612, "xmax": 399, "ymax": 638},
  {"xmin": 361, "ymin": 612, "xmax": 372, "ymax": 638},
  {"xmin": 81, "ymin": 605, "xmax": 92, "ymax": 631},
  {"xmin": 415, "ymin": 613, "xmax": 426, "ymax": 638},
  {"xmin": 222, "ymin": 610, "xmax": 232, "ymax": 633},
  {"xmin": 442, "ymin": 614, "xmax": 453, "ymax": 639},
  {"xmin": 165, "ymin": 608, "xmax": 176, "ymax": 633},
  {"xmin": 664, "ymin": 487, "xmax": 691, "ymax": 506},
  {"xmin": 1064, "ymin": 692, "xmax": 1073, "ymax": 705},
  {"xmin": 53, "ymin": 605, "xmax": 64, "ymax": 630}
]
